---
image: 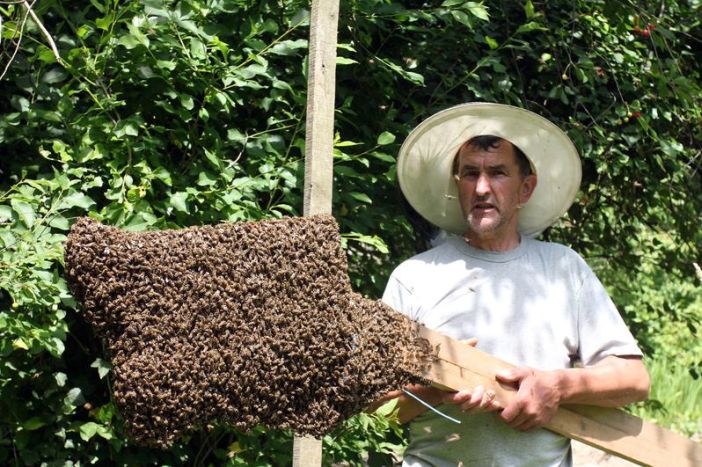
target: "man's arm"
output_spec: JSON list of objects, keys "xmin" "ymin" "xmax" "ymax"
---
[
  {"xmin": 370, "ymin": 354, "xmax": 648, "ymax": 428},
  {"xmin": 495, "ymin": 355, "xmax": 649, "ymax": 431}
]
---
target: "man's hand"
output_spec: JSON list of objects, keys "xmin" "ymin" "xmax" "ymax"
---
[
  {"xmin": 442, "ymin": 385, "xmax": 503, "ymax": 413},
  {"xmin": 436, "ymin": 338, "xmax": 502, "ymax": 415},
  {"xmin": 380, "ymin": 338, "xmax": 487, "ymax": 423},
  {"xmin": 495, "ymin": 367, "xmax": 561, "ymax": 431}
]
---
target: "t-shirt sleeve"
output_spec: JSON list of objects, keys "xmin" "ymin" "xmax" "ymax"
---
[
  {"xmin": 576, "ymin": 264, "xmax": 643, "ymax": 366},
  {"xmin": 381, "ymin": 272, "xmax": 418, "ymax": 320}
]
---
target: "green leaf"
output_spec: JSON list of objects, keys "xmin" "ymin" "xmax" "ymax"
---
[
  {"xmin": 114, "ymin": 120, "xmax": 139, "ymax": 137},
  {"xmin": 484, "ymin": 35, "xmax": 499, "ymax": 50},
  {"xmin": 268, "ymin": 39, "xmax": 308, "ymax": 56},
  {"xmin": 204, "ymin": 149, "xmax": 223, "ymax": 170},
  {"xmin": 190, "ymin": 37, "xmax": 207, "ymax": 59},
  {"xmin": 54, "ymin": 372, "xmax": 67, "ymax": 387},
  {"xmin": 138, "ymin": 65, "xmax": 155, "ymax": 79},
  {"xmin": 156, "ymin": 60, "xmax": 176, "ymax": 71},
  {"xmin": 95, "ymin": 15, "xmax": 112, "ymax": 31},
  {"xmin": 10, "ymin": 200, "xmax": 35, "ymax": 228},
  {"xmin": 169, "ymin": 192, "xmax": 189, "ymax": 213},
  {"xmin": 88, "ymin": 0, "xmax": 106, "ymax": 13},
  {"xmin": 350, "ymin": 192, "xmax": 372, "ymax": 204},
  {"xmin": 334, "ymin": 165, "xmax": 362, "ymax": 178},
  {"xmin": 370, "ymin": 151, "xmax": 396, "ymax": 164},
  {"xmin": 41, "ymin": 68, "xmax": 68, "ymax": 84},
  {"xmin": 382, "ymin": 59, "xmax": 425, "ymax": 85},
  {"xmin": 342, "ymin": 232, "xmax": 389, "ymax": 254},
  {"xmin": 64, "ymin": 387, "xmax": 85, "ymax": 413},
  {"xmin": 179, "ymin": 93, "xmax": 195, "ymax": 110},
  {"xmin": 516, "ymin": 21, "xmax": 547, "ymax": 34},
  {"xmin": 22, "ymin": 417, "xmax": 47, "ymax": 431},
  {"xmin": 92, "ymin": 403, "xmax": 116, "ymax": 423},
  {"xmin": 57, "ymin": 192, "xmax": 95, "ymax": 210},
  {"xmin": 336, "ymin": 57, "xmax": 358, "ymax": 65},
  {"xmin": 0, "ymin": 205, "xmax": 13, "ymax": 220},
  {"xmin": 79, "ymin": 422, "xmax": 100, "ymax": 441},
  {"xmin": 91, "ymin": 358, "xmax": 111, "ymax": 379},
  {"xmin": 451, "ymin": 10, "xmax": 473, "ymax": 28},
  {"xmin": 36, "ymin": 46, "xmax": 58, "ymax": 64},
  {"xmin": 96, "ymin": 424, "xmax": 114, "ymax": 440},
  {"xmin": 118, "ymin": 34, "xmax": 141, "ymax": 49},
  {"xmin": 153, "ymin": 167, "xmax": 173, "ymax": 186},
  {"xmin": 49, "ymin": 215, "xmax": 70, "ymax": 230},
  {"xmin": 48, "ymin": 337, "xmax": 65, "ymax": 357},
  {"xmin": 524, "ymin": 0, "xmax": 535, "ymax": 19},
  {"xmin": 375, "ymin": 398, "xmax": 399, "ymax": 417},
  {"xmin": 12, "ymin": 338, "xmax": 29, "ymax": 350},
  {"xmin": 465, "ymin": 2, "xmax": 490, "ymax": 21},
  {"xmin": 197, "ymin": 171, "xmax": 217, "ymax": 186},
  {"xmin": 227, "ymin": 129, "xmax": 246, "ymax": 143},
  {"xmin": 376, "ymin": 131, "xmax": 396, "ymax": 146}
]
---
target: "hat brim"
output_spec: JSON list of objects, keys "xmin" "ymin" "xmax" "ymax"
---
[{"xmin": 397, "ymin": 103, "xmax": 581, "ymax": 237}]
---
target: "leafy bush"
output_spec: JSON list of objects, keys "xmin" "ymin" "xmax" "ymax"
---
[
  {"xmin": 630, "ymin": 357, "xmax": 702, "ymax": 438},
  {"xmin": 1, "ymin": 0, "xmax": 700, "ymax": 464}
]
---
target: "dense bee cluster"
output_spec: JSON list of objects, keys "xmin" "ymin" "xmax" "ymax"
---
[{"xmin": 64, "ymin": 215, "xmax": 433, "ymax": 448}]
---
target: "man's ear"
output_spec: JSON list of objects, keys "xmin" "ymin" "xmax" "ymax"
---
[{"xmin": 520, "ymin": 174, "xmax": 537, "ymax": 204}]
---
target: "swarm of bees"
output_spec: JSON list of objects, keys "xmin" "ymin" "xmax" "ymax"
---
[{"xmin": 64, "ymin": 215, "xmax": 433, "ymax": 448}]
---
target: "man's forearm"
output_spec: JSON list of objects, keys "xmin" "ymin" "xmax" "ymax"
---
[{"xmin": 555, "ymin": 355, "xmax": 650, "ymax": 407}]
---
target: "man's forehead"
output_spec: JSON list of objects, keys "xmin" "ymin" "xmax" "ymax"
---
[
  {"xmin": 460, "ymin": 161, "xmax": 510, "ymax": 169},
  {"xmin": 458, "ymin": 147, "xmax": 519, "ymax": 167}
]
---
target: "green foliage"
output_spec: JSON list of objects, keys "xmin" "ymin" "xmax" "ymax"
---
[
  {"xmin": 630, "ymin": 357, "xmax": 702, "ymax": 437},
  {"xmin": 0, "ymin": 0, "xmax": 701, "ymax": 464},
  {"xmin": 323, "ymin": 400, "xmax": 407, "ymax": 465}
]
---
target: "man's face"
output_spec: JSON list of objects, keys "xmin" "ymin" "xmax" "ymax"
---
[{"xmin": 454, "ymin": 140, "xmax": 536, "ymax": 240}]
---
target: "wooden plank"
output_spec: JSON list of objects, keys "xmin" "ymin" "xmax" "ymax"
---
[
  {"xmin": 302, "ymin": 0, "xmax": 340, "ymax": 217},
  {"xmin": 295, "ymin": 0, "xmax": 340, "ymax": 465},
  {"xmin": 418, "ymin": 326, "xmax": 702, "ymax": 467}
]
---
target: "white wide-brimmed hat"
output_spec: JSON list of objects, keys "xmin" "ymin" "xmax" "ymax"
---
[{"xmin": 397, "ymin": 102, "xmax": 582, "ymax": 237}]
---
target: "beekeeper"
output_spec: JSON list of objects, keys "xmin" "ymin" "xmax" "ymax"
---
[{"xmin": 381, "ymin": 103, "xmax": 650, "ymax": 467}]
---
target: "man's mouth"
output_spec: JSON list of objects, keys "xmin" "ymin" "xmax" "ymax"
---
[{"xmin": 473, "ymin": 202, "xmax": 497, "ymax": 212}]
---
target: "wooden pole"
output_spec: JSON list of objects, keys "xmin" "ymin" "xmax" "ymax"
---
[
  {"xmin": 295, "ymin": 0, "xmax": 340, "ymax": 465},
  {"xmin": 419, "ymin": 326, "xmax": 702, "ymax": 467},
  {"xmin": 302, "ymin": 0, "xmax": 339, "ymax": 217}
]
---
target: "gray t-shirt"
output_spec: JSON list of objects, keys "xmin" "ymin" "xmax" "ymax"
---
[{"xmin": 382, "ymin": 235, "xmax": 642, "ymax": 467}]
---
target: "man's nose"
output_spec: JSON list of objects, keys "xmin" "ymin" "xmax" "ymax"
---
[{"xmin": 475, "ymin": 173, "xmax": 491, "ymax": 195}]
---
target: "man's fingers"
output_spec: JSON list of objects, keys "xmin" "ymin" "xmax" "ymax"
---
[
  {"xmin": 461, "ymin": 337, "xmax": 479, "ymax": 347},
  {"xmin": 501, "ymin": 406, "xmax": 528, "ymax": 428},
  {"xmin": 495, "ymin": 366, "xmax": 531, "ymax": 385},
  {"xmin": 443, "ymin": 386, "xmax": 503, "ymax": 413},
  {"xmin": 479, "ymin": 389, "xmax": 496, "ymax": 409},
  {"xmin": 506, "ymin": 411, "xmax": 542, "ymax": 432},
  {"xmin": 459, "ymin": 385, "xmax": 484, "ymax": 410},
  {"xmin": 442, "ymin": 389, "xmax": 469, "ymax": 404}
]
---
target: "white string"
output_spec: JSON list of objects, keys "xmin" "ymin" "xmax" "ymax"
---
[{"xmin": 402, "ymin": 389, "xmax": 462, "ymax": 424}]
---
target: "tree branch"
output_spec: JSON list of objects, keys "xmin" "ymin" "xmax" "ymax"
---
[
  {"xmin": 21, "ymin": 0, "xmax": 62, "ymax": 64},
  {"xmin": 0, "ymin": 0, "xmax": 34, "ymax": 81}
]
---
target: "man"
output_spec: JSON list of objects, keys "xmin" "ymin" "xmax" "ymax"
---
[{"xmin": 381, "ymin": 103, "xmax": 649, "ymax": 466}]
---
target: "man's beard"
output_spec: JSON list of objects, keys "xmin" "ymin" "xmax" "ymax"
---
[{"xmin": 465, "ymin": 210, "xmax": 506, "ymax": 236}]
